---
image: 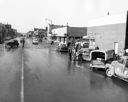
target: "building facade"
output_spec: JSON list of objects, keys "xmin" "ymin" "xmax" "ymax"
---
[
  {"xmin": 52, "ymin": 26, "xmax": 87, "ymax": 43},
  {"xmin": 0, "ymin": 23, "xmax": 17, "ymax": 43},
  {"xmin": 33, "ymin": 28, "xmax": 47, "ymax": 39},
  {"xmin": 87, "ymin": 12, "xmax": 127, "ymax": 53}
]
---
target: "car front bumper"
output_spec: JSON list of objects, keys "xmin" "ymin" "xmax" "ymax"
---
[{"xmin": 90, "ymin": 64, "xmax": 106, "ymax": 69}]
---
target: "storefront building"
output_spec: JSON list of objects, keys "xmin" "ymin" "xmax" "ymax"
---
[
  {"xmin": 52, "ymin": 26, "xmax": 87, "ymax": 43},
  {"xmin": 87, "ymin": 12, "xmax": 127, "ymax": 53}
]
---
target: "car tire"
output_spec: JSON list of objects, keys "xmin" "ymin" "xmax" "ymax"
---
[
  {"xmin": 90, "ymin": 67, "xmax": 95, "ymax": 71},
  {"xmin": 106, "ymin": 68, "xmax": 113, "ymax": 77}
]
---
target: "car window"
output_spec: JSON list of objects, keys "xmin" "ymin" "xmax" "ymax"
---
[
  {"xmin": 125, "ymin": 59, "xmax": 128, "ymax": 67},
  {"xmin": 61, "ymin": 44, "xmax": 66, "ymax": 47},
  {"xmin": 83, "ymin": 43, "xmax": 89, "ymax": 48},
  {"xmin": 118, "ymin": 59, "xmax": 124, "ymax": 64}
]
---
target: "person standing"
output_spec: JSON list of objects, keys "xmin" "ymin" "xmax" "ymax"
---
[{"xmin": 22, "ymin": 38, "xmax": 25, "ymax": 48}]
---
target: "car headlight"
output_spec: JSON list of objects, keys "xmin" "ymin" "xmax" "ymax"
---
[{"xmin": 124, "ymin": 70, "xmax": 128, "ymax": 76}]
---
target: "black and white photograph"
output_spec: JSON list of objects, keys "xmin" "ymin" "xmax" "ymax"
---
[{"xmin": 0, "ymin": 0, "xmax": 128, "ymax": 102}]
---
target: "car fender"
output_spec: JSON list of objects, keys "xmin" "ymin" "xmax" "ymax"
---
[{"xmin": 106, "ymin": 64, "xmax": 115, "ymax": 75}]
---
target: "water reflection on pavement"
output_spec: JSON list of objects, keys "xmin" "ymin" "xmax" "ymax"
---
[
  {"xmin": 0, "ymin": 38, "xmax": 128, "ymax": 102},
  {"xmin": 0, "ymin": 46, "xmax": 21, "ymax": 102},
  {"xmin": 24, "ymin": 46, "xmax": 128, "ymax": 102}
]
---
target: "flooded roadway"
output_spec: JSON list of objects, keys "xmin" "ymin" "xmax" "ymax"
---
[
  {"xmin": 0, "ymin": 38, "xmax": 128, "ymax": 102},
  {"xmin": 0, "ymin": 45, "xmax": 21, "ymax": 102}
]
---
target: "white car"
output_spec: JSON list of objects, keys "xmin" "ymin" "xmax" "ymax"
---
[
  {"xmin": 106, "ymin": 56, "xmax": 128, "ymax": 82},
  {"xmin": 32, "ymin": 38, "xmax": 38, "ymax": 44}
]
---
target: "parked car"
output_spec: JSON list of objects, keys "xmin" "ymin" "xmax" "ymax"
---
[
  {"xmin": 90, "ymin": 49, "xmax": 115, "ymax": 70},
  {"xmin": 5, "ymin": 40, "xmax": 19, "ymax": 48},
  {"xmin": 32, "ymin": 38, "xmax": 38, "ymax": 44},
  {"xmin": 71, "ymin": 47, "xmax": 91, "ymax": 61},
  {"xmin": 70, "ymin": 42, "xmax": 95, "ymax": 61},
  {"xmin": 106, "ymin": 56, "xmax": 128, "ymax": 82},
  {"xmin": 56, "ymin": 43, "xmax": 68, "ymax": 52}
]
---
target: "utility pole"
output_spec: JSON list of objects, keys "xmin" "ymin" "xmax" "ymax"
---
[{"xmin": 45, "ymin": 18, "xmax": 53, "ymax": 41}]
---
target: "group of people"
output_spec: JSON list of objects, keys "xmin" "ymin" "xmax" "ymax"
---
[
  {"xmin": 67, "ymin": 39, "xmax": 100, "ymax": 60},
  {"xmin": 67, "ymin": 40, "xmax": 83, "ymax": 60}
]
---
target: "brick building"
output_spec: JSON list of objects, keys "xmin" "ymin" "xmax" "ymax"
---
[{"xmin": 51, "ymin": 26, "xmax": 87, "ymax": 43}]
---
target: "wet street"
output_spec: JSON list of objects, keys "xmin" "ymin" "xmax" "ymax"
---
[{"xmin": 0, "ymin": 38, "xmax": 128, "ymax": 102}]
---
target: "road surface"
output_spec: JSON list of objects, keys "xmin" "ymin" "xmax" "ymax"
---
[{"xmin": 0, "ymin": 38, "xmax": 128, "ymax": 102}]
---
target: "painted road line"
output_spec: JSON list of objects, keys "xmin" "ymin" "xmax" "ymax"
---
[{"xmin": 21, "ymin": 50, "xmax": 24, "ymax": 102}]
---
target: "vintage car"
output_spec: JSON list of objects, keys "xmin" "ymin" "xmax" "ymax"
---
[
  {"xmin": 77, "ymin": 42, "xmax": 95, "ymax": 61},
  {"xmin": 70, "ymin": 43, "xmax": 95, "ymax": 61},
  {"xmin": 90, "ymin": 49, "xmax": 115, "ymax": 70},
  {"xmin": 5, "ymin": 40, "xmax": 19, "ymax": 49},
  {"xmin": 71, "ymin": 47, "xmax": 92, "ymax": 61},
  {"xmin": 70, "ymin": 38, "xmax": 95, "ymax": 61},
  {"xmin": 56, "ymin": 43, "xmax": 68, "ymax": 52},
  {"xmin": 106, "ymin": 56, "xmax": 128, "ymax": 82}
]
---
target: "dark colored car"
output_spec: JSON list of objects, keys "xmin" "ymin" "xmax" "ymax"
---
[{"xmin": 5, "ymin": 40, "xmax": 19, "ymax": 49}]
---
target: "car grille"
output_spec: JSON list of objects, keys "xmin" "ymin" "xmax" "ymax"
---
[{"xmin": 92, "ymin": 60, "xmax": 104, "ymax": 65}]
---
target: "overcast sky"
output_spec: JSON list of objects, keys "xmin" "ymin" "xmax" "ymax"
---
[{"xmin": 0, "ymin": 0, "xmax": 128, "ymax": 33}]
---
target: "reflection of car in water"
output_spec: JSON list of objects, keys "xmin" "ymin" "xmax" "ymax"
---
[
  {"xmin": 90, "ymin": 49, "xmax": 115, "ymax": 70},
  {"xmin": 106, "ymin": 56, "xmax": 128, "ymax": 82},
  {"xmin": 5, "ymin": 40, "xmax": 19, "ymax": 49},
  {"xmin": 56, "ymin": 43, "xmax": 68, "ymax": 52}
]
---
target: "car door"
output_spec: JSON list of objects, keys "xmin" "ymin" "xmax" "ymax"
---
[{"xmin": 114, "ymin": 59, "xmax": 125, "ymax": 77}]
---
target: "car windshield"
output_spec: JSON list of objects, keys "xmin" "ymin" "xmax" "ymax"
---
[
  {"xmin": 91, "ymin": 52, "xmax": 105, "ymax": 60},
  {"xmin": 61, "ymin": 44, "xmax": 66, "ymax": 47},
  {"xmin": 125, "ymin": 59, "xmax": 128, "ymax": 67},
  {"xmin": 83, "ymin": 43, "xmax": 89, "ymax": 48}
]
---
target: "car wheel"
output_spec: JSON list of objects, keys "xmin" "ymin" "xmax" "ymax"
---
[
  {"xmin": 106, "ymin": 68, "xmax": 113, "ymax": 77},
  {"xmin": 90, "ymin": 67, "xmax": 95, "ymax": 71}
]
